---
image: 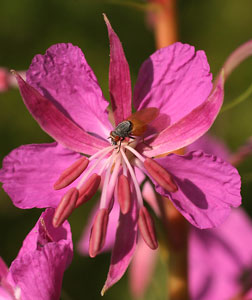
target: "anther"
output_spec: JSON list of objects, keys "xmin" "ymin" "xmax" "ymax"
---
[
  {"xmin": 117, "ymin": 174, "xmax": 131, "ymax": 214},
  {"xmin": 54, "ymin": 157, "xmax": 89, "ymax": 190},
  {"xmin": 138, "ymin": 206, "xmax": 158, "ymax": 250},
  {"xmin": 89, "ymin": 208, "xmax": 109, "ymax": 258},
  {"xmin": 76, "ymin": 173, "xmax": 101, "ymax": 208},
  {"xmin": 53, "ymin": 187, "xmax": 79, "ymax": 228},
  {"xmin": 144, "ymin": 158, "xmax": 178, "ymax": 193}
]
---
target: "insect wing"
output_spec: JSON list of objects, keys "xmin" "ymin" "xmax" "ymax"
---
[
  {"xmin": 127, "ymin": 107, "xmax": 159, "ymax": 124},
  {"xmin": 127, "ymin": 107, "xmax": 159, "ymax": 136}
]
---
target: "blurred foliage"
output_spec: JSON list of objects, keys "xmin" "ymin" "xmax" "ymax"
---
[{"xmin": 0, "ymin": 0, "xmax": 251, "ymax": 299}]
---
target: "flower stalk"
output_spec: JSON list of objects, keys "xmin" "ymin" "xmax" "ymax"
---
[
  {"xmin": 158, "ymin": 197, "xmax": 189, "ymax": 299},
  {"xmin": 149, "ymin": 0, "xmax": 178, "ymax": 49},
  {"xmin": 149, "ymin": 0, "xmax": 189, "ymax": 298}
]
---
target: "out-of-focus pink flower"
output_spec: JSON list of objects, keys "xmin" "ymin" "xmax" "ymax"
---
[
  {"xmin": 189, "ymin": 208, "xmax": 252, "ymax": 300},
  {"xmin": 0, "ymin": 208, "xmax": 73, "ymax": 300},
  {"xmin": 0, "ymin": 16, "xmax": 249, "ymax": 293},
  {"xmin": 0, "ymin": 68, "xmax": 26, "ymax": 92},
  {"xmin": 0, "ymin": 68, "xmax": 9, "ymax": 92}
]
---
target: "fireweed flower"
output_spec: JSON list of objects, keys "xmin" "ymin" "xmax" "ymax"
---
[
  {"xmin": 0, "ymin": 16, "xmax": 246, "ymax": 292},
  {"xmin": 190, "ymin": 208, "xmax": 252, "ymax": 300},
  {"xmin": 0, "ymin": 208, "xmax": 73, "ymax": 300}
]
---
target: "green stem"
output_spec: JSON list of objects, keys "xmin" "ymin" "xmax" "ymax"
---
[
  {"xmin": 157, "ymin": 196, "xmax": 189, "ymax": 300},
  {"xmin": 220, "ymin": 82, "xmax": 252, "ymax": 113}
]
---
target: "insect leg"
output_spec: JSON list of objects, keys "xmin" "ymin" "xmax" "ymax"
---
[{"xmin": 117, "ymin": 137, "xmax": 125, "ymax": 152}]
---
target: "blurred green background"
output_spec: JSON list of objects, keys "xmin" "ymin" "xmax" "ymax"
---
[{"xmin": 0, "ymin": 0, "xmax": 251, "ymax": 299}]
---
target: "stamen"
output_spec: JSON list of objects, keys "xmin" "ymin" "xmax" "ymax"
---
[
  {"xmin": 89, "ymin": 208, "xmax": 109, "ymax": 257},
  {"xmin": 89, "ymin": 145, "xmax": 114, "ymax": 161},
  {"xmin": 99, "ymin": 152, "xmax": 117, "ymax": 209},
  {"xmin": 106, "ymin": 155, "xmax": 121, "ymax": 208},
  {"xmin": 54, "ymin": 157, "xmax": 89, "ymax": 190},
  {"xmin": 77, "ymin": 147, "xmax": 114, "ymax": 189},
  {"xmin": 133, "ymin": 157, "xmax": 144, "ymax": 170},
  {"xmin": 76, "ymin": 174, "xmax": 101, "ymax": 208},
  {"xmin": 122, "ymin": 158, "xmax": 127, "ymax": 176},
  {"xmin": 120, "ymin": 148, "xmax": 143, "ymax": 207},
  {"xmin": 98, "ymin": 155, "xmax": 113, "ymax": 176},
  {"xmin": 144, "ymin": 158, "xmax": 178, "ymax": 193},
  {"xmin": 117, "ymin": 174, "xmax": 131, "ymax": 214},
  {"xmin": 138, "ymin": 206, "xmax": 158, "ymax": 250},
  {"xmin": 53, "ymin": 187, "xmax": 79, "ymax": 228},
  {"xmin": 124, "ymin": 145, "xmax": 145, "ymax": 163}
]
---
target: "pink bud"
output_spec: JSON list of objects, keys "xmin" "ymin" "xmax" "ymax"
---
[
  {"xmin": 138, "ymin": 206, "xmax": 158, "ymax": 250},
  {"xmin": 117, "ymin": 174, "xmax": 131, "ymax": 214},
  {"xmin": 54, "ymin": 157, "xmax": 89, "ymax": 190},
  {"xmin": 53, "ymin": 187, "xmax": 79, "ymax": 228},
  {"xmin": 76, "ymin": 173, "xmax": 101, "ymax": 208},
  {"xmin": 89, "ymin": 208, "xmax": 109, "ymax": 257},
  {"xmin": 144, "ymin": 158, "xmax": 178, "ymax": 192}
]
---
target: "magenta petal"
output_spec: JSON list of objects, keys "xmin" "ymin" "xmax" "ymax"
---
[
  {"xmin": 9, "ymin": 208, "xmax": 73, "ymax": 300},
  {"xmin": 0, "ymin": 257, "xmax": 8, "ymax": 280},
  {"xmin": 104, "ymin": 15, "xmax": 132, "ymax": 125},
  {"xmin": 154, "ymin": 151, "xmax": 241, "ymax": 229},
  {"xmin": 129, "ymin": 237, "xmax": 158, "ymax": 298},
  {"xmin": 189, "ymin": 209, "xmax": 252, "ymax": 300},
  {"xmin": 15, "ymin": 208, "xmax": 73, "ymax": 265},
  {"xmin": 14, "ymin": 72, "xmax": 109, "ymax": 155},
  {"xmin": 78, "ymin": 201, "xmax": 120, "ymax": 255},
  {"xmin": 187, "ymin": 134, "xmax": 230, "ymax": 161},
  {"xmin": 26, "ymin": 43, "xmax": 112, "ymax": 138},
  {"xmin": 143, "ymin": 75, "xmax": 224, "ymax": 157},
  {"xmin": 0, "ymin": 288, "xmax": 15, "ymax": 299},
  {"xmin": 0, "ymin": 258, "xmax": 15, "ymax": 299},
  {"xmin": 144, "ymin": 40, "xmax": 252, "ymax": 157},
  {"xmin": 101, "ymin": 190, "xmax": 138, "ymax": 295},
  {"xmin": 0, "ymin": 142, "xmax": 83, "ymax": 209},
  {"xmin": 134, "ymin": 43, "xmax": 212, "ymax": 126}
]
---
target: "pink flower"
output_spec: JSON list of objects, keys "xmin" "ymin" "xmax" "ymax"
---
[
  {"xmin": 0, "ymin": 68, "xmax": 9, "ymax": 92},
  {"xmin": 0, "ymin": 208, "xmax": 73, "ymax": 300},
  {"xmin": 0, "ymin": 16, "xmax": 244, "ymax": 292},
  {"xmin": 190, "ymin": 208, "xmax": 252, "ymax": 300}
]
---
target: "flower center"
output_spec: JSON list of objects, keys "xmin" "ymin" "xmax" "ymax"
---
[{"xmin": 52, "ymin": 137, "xmax": 178, "ymax": 256}]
